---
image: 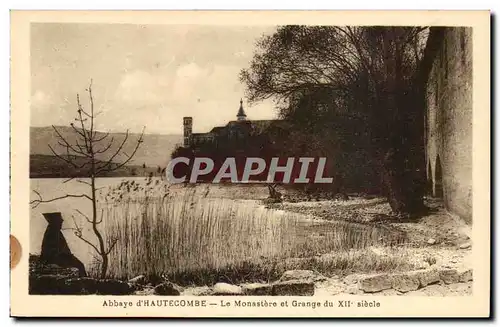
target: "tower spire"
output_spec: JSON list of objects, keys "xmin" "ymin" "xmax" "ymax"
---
[{"xmin": 237, "ymin": 98, "xmax": 247, "ymax": 121}]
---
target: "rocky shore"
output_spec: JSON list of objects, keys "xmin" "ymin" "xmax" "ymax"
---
[{"xmin": 30, "ymin": 255, "xmax": 472, "ymax": 297}]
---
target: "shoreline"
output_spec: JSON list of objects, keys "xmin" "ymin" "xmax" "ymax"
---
[{"xmin": 29, "ymin": 181, "xmax": 472, "ymax": 296}]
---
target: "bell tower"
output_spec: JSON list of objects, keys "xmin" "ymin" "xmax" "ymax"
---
[
  {"xmin": 237, "ymin": 98, "xmax": 247, "ymax": 121},
  {"xmin": 183, "ymin": 117, "xmax": 193, "ymax": 147}
]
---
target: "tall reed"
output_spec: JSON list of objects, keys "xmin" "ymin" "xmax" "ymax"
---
[
  {"xmin": 103, "ymin": 193, "xmax": 298, "ymax": 279},
  {"xmin": 101, "ymin": 189, "xmax": 405, "ymax": 282}
]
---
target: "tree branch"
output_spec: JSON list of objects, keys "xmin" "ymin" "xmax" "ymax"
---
[
  {"xmin": 94, "ymin": 132, "xmax": 110, "ymax": 143},
  {"xmin": 94, "ymin": 137, "xmax": 114, "ymax": 154},
  {"xmin": 105, "ymin": 238, "xmax": 118, "ymax": 255},
  {"xmin": 74, "ymin": 208, "xmax": 93, "ymax": 224},
  {"xmin": 96, "ymin": 128, "xmax": 145, "ymax": 174},
  {"xmin": 69, "ymin": 123, "xmax": 89, "ymax": 147},
  {"xmin": 30, "ymin": 190, "xmax": 92, "ymax": 208},
  {"xmin": 88, "ymin": 79, "xmax": 96, "ymax": 140},
  {"xmin": 51, "ymin": 125, "xmax": 91, "ymax": 158},
  {"xmin": 70, "ymin": 215, "xmax": 102, "ymax": 255},
  {"xmin": 75, "ymin": 233, "xmax": 102, "ymax": 255}
]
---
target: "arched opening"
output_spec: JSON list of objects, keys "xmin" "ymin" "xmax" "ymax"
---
[{"xmin": 435, "ymin": 155, "xmax": 444, "ymax": 198}]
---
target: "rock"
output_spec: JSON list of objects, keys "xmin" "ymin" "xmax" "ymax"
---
[
  {"xmin": 29, "ymin": 274, "xmax": 134, "ymax": 295},
  {"xmin": 182, "ymin": 286, "xmax": 213, "ymax": 296},
  {"xmin": 128, "ymin": 275, "xmax": 147, "ymax": 285},
  {"xmin": 29, "ymin": 275, "xmax": 68, "ymax": 294},
  {"xmin": 212, "ymin": 283, "xmax": 243, "ymax": 295},
  {"xmin": 358, "ymin": 274, "xmax": 392, "ymax": 293},
  {"xmin": 242, "ymin": 283, "xmax": 273, "ymax": 295},
  {"xmin": 414, "ymin": 269, "xmax": 441, "ymax": 287},
  {"xmin": 439, "ymin": 269, "xmax": 459, "ymax": 284},
  {"xmin": 134, "ymin": 287, "xmax": 156, "ymax": 296},
  {"xmin": 427, "ymin": 238, "xmax": 437, "ymax": 245},
  {"xmin": 314, "ymin": 279, "xmax": 345, "ymax": 296},
  {"xmin": 459, "ymin": 242, "xmax": 471, "ymax": 249},
  {"xmin": 272, "ymin": 280, "xmax": 314, "ymax": 296},
  {"xmin": 28, "ymin": 257, "xmax": 80, "ymax": 279},
  {"xmin": 391, "ymin": 274, "xmax": 420, "ymax": 293},
  {"xmin": 458, "ymin": 269, "xmax": 473, "ymax": 282},
  {"xmin": 96, "ymin": 279, "xmax": 133, "ymax": 295},
  {"xmin": 64, "ymin": 278, "xmax": 99, "ymax": 294},
  {"xmin": 36, "ymin": 264, "xmax": 81, "ymax": 278},
  {"xmin": 345, "ymin": 284, "xmax": 361, "ymax": 295},
  {"xmin": 343, "ymin": 274, "xmax": 361, "ymax": 285},
  {"xmin": 280, "ymin": 270, "xmax": 326, "ymax": 283},
  {"xmin": 154, "ymin": 282, "xmax": 182, "ymax": 295},
  {"xmin": 146, "ymin": 275, "xmax": 167, "ymax": 286}
]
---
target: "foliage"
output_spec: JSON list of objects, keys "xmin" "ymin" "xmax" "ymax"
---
[{"xmin": 240, "ymin": 26, "xmax": 431, "ymax": 215}]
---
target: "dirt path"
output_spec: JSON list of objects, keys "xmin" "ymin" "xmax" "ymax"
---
[
  {"xmin": 271, "ymin": 196, "xmax": 473, "ymax": 296},
  {"xmin": 270, "ymin": 196, "xmax": 471, "ymax": 247}
]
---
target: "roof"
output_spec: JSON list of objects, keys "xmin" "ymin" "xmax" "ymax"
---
[
  {"xmin": 209, "ymin": 126, "xmax": 225, "ymax": 133},
  {"xmin": 192, "ymin": 132, "xmax": 214, "ymax": 138},
  {"xmin": 247, "ymin": 119, "xmax": 291, "ymax": 134},
  {"xmin": 237, "ymin": 99, "xmax": 247, "ymax": 118},
  {"xmin": 193, "ymin": 119, "xmax": 289, "ymax": 137}
]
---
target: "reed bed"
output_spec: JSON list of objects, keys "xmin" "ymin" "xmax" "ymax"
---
[
  {"xmin": 101, "ymin": 189, "xmax": 407, "ymax": 284},
  {"xmin": 103, "ymin": 193, "xmax": 295, "ymax": 279}
]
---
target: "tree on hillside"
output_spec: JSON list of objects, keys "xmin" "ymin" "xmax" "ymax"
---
[
  {"xmin": 30, "ymin": 80, "xmax": 145, "ymax": 278},
  {"xmin": 240, "ymin": 25, "xmax": 434, "ymax": 216}
]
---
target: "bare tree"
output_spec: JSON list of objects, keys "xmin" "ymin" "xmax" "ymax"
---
[{"xmin": 30, "ymin": 80, "xmax": 145, "ymax": 278}]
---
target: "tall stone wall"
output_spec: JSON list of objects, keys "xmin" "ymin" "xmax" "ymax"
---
[{"xmin": 425, "ymin": 27, "xmax": 473, "ymax": 223}]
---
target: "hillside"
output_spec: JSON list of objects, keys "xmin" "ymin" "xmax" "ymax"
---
[
  {"xmin": 30, "ymin": 126, "xmax": 182, "ymax": 169},
  {"xmin": 29, "ymin": 154, "xmax": 163, "ymax": 178}
]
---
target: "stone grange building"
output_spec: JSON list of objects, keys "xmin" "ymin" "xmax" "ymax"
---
[{"xmin": 424, "ymin": 27, "xmax": 473, "ymax": 223}]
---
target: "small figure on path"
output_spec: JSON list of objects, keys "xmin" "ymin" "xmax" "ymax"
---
[{"xmin": 40, "ymin": 212, "xmax": 87, "ymax": 277}]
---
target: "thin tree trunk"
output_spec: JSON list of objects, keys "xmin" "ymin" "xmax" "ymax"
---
[{"xmin": 90, "ymin": 162, "xmax": 107, "ymax": 278}]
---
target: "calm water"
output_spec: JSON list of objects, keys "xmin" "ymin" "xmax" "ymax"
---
[
  {"xmin": 30, "ymin": 177, "xmax": 154, "ymax": 265},
  {"xmin": 30, "ymin": 177, "xmax": 402, "ymax": 276},
  {"xmin": 30, "ymin": 177, "xmax": 294, "ymax": 269}
]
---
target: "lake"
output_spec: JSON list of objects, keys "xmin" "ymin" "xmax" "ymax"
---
[
  {"xmin": 30, "ymin": 177, "xmax": 399, "ymax": 281},
  {"xmin": 30, "ymin": 177, "xmax": 146, "ymax": 266},
  {"xmin": 30, "ymin": 177, "xmax": 310, "ymax": 276}
]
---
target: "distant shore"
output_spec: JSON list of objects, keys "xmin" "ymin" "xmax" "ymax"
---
[{"xmin": 29, "ymin": 154, "xmax": 163, "ymax": 179}]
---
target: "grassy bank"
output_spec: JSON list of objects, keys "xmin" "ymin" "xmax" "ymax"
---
[
  {"xmin": 98, "ymin": 187, "xmax": 409, "ymax": 285},
  {"xmin": 156, "ymin": 247, "xmax": 417, "ymax": 286}
]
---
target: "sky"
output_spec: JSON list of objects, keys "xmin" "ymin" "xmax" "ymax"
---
[{"xmin": 30, "ymin": 23, "xmax": 278, "ymax": 135}]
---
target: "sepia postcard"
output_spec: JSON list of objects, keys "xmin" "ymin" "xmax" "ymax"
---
[{"xmin": 10, "ymin": 10, "xmax": 490, "ymax": 318}]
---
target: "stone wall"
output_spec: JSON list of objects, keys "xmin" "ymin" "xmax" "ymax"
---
[{"xmin": 425, "ymin": 27, "xmax": 473, "ymax": 223}]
